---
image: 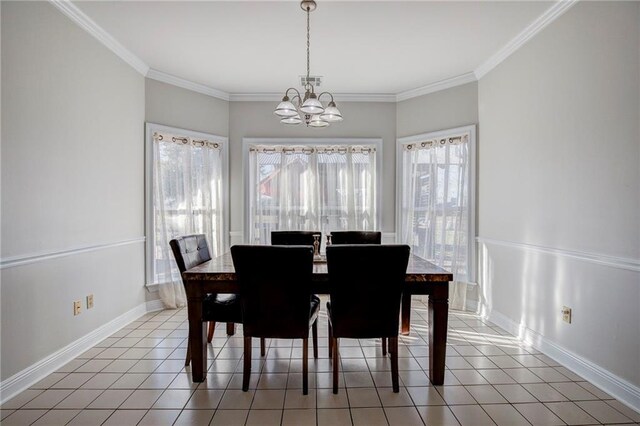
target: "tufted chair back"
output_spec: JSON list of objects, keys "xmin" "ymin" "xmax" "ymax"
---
[{"xmin": 170, "ymin": 234, "xmax": 212, "ymax": 274}]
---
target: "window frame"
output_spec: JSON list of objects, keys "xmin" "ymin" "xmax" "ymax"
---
[
  {"xmin": 395, "ymin": 125, "xmax": 477, "ymax": 282},
  {"xmin": 144, "ymin": 122, "xmax": 229, "ymax": 287},
  {"xmin": 242, "ymin": 137, "xmax": 383, "ymax": 244}
]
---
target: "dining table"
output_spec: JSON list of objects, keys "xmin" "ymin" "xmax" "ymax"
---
[{"xmin": 181, "ymin": 252, "xmax": 453, "ymax": 385}]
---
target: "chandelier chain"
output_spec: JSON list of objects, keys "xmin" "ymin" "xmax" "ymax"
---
[{"xmin": 306, "ymin": 6, "xmax": 310, "ymax": 82}]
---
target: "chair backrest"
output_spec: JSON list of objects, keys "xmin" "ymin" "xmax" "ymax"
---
[
  {"xmin": 326, "ymin": 244, "xmax": 410, "ymax": 338},
  {"xmin": 271, "ymin": 231, "xmax": 320, "ymax": 246},
  {"xmin": 330, "ymin": 231, "xmax": 382, "ymax": 245},
  {"xmin": 169, "ymin": 234, "xmax": 212, "ymax": 274},
  {"xmin": 231, "ymin": 245, "xmax": 314, "ymax": 338}
]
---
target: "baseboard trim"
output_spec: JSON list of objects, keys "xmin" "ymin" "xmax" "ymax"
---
[
  {"xmin": 465, "ymin": 298, "xmax": 479, "ymax": 313},
  {"xmin": 0, "ymin": 300, "xmax": 164, "ymax": 405},
  {"xmin": 145, "ymin": 298, "xmax": 165, "ymax": 312},
  {"xmin": 484, "ymin": 307, "xmax": 640, "ymax": 413}
]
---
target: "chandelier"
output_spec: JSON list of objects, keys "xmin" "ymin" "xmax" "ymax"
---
[{"xmin": 273, "ymin": 0, "xmax": 343, "ymax": 128}]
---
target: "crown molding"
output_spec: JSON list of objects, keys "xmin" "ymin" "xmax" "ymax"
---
[
  {"xmin": 51, "ymin": 0, "xmax": 578, "ymax": 103},
  {"xmin": 474, "ymin": 0, "xmax": 579, "ymax": 79},
  {"xmin": 229, "ymin": 92, "xmax": 396, "ymax": 102},
  {"xmin": 48, "ymin": 0, "xmax": 149, "ymax": 76},
  {"xmin": 146, "ymin": 69, "xmax": 230, "ymax": 101},
  {"xmin": 228, "ymin": 93, "xmax": 282, "ymax": 102},
  {"xmin": 396, "ymin": 73, "xmax": 477, "ymax": 102}
]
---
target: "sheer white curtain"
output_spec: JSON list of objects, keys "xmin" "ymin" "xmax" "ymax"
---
[
  {"xmin": 248, "ymin": 144, "xmax": 377, "ymax": 244},
  {"xmin": 400, "ymin": 134, "xmax": 471, "ymax": 310},
  {"xmin": 248, "ymin": 146, "xmax": 319, "ymax": 244},
  {"xmin": 153, "ymin": 132, "xmax": 224, "ymax": 308},
  {"xmin": 318, "ymin": 146, "xmax": 376, "ymax": 233}
]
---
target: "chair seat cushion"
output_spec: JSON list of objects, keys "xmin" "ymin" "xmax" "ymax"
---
[{"xmin": 203, "ymin": 293, "xmax": 242, "ymax": 323}]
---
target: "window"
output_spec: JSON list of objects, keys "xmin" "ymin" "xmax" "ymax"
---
[
  {"xmin": 145, "ymin": 124, "xmax": 228, "ymax": 304},
  {"xmin": 397, "ymin": 126, "xmax": 476, "ymax": 284},
  {"xmin": 244, "ymin": 138, "xmax": 381, "ymax": 245}
]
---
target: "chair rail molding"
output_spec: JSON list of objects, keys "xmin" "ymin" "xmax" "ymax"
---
[
  {"xmin": 476, "ymin": 237, "xmax": 640, "ymax": 273},
  {"xmin": 0, "ymin": 237, "xmax": 146, "ymax": 270}
]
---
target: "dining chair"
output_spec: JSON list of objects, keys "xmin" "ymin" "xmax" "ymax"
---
[
  {"xmin": 270, "ymin": 230, "xmax": 320, "ymax": 246},
  {"xmin": 328, "ymin": 230, "xmax": 392, "ymax": 352},
  {"xmin": 329, "ymin": 231, "xmax": 382, "ymax": 245},
  {"xmin": 170, "ymin": 235, "xmax": 264, "ymax": 366},
  {"xmin": 326, "ymin": 244, "xmax": 410, "ymax": 393},
  {"xmin": 231, "ymin": 245, "xmax": 320, "ymax": 394}
]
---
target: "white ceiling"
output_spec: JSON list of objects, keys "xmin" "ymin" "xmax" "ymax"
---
[{"xmin": 75, "ymin": 1, "xmax": 552, "ymax": 95}]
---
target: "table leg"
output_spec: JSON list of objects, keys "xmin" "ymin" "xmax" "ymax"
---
[
  {"xmin": 428, "ymin": 283, "xmax": 449, "ymax": 385},
  {"xmin": 188, "ymin": 295, "xmax": 207, "ymax": 382},
  {"xmin": 401, "ymin": 292, "xmax": 411, "ymax": 335}
]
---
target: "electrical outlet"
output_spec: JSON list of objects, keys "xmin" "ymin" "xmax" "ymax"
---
[
  {"xmin": 87, "ymin": 294, "xmax": 94, "ymax": 309},
  {"xmin": 562, "ymin": 306, "xmax": 572, "ymax": 323},
  {"xmin": 73, "ymin": 301, "xmax": 82, "ymax": 316}
]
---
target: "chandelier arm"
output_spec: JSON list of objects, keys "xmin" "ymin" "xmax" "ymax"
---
[
  {"xmin": 317, "ymin": 92, "xmax": 335, "ymax": 103},
  {"xmin": 290, "ymin": 94, "xmax": 303, "ymax": 108},
  {"xmin": 284, "ymin": 87, "xmax": 302, "ymax": 100}
]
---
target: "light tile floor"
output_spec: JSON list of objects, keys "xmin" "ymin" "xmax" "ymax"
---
[{"xmin": 2, "ymin": 297, "xmax": 639, "ymax": 425}]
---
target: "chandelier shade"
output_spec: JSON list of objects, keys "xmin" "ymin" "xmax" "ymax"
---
[
  {"xmin": 300, "ymin": 96, "xmax": 325, "ymax": 115},
  {"xmin": 273, "ymin": 0, "xmax": 342, "ymax": 128},
  {"xmin": 320, "ymin": 102, "xmax": 343, "ymax": 122},
  {"xmin": 281, "ymin": 114, "xmax": 303, "ymax": 125},
  {"xmin": 274, "ymin": 99, "xmax": 298, "ymax": 117},
  {"xmin": 308, "ymin": 115, "xmax": 329, "ymax": 128}
]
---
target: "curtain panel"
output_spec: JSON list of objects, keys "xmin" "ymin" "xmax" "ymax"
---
[
  {"xmin": 400, "ymin": 133, "xmax": 471, "ymax": 310},
  {"xmin": 153, "ymin": 131, "xmax": 224, "ymax": 308},
  {"xmin": 248, "ymin": 144, "xmax": 377, "ymax": 245}
]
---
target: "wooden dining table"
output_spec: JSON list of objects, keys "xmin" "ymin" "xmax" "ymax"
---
[{"xmin": 182, "ymin": 252, "xmax": 453, "ymax": 385}]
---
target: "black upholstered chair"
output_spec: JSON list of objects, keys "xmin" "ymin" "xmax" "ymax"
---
[
  {"xmin": 326, "ymin": 244, "xmax": 410, "ymax": 393},
  {"xmin": 328, "ymin": 231, "xmax": 391, "ymax": 352},
  {"xmin": 231, "ymin": 245, "xmax": 320, "ymax": 394},
  {"xmin": 170, "ymin": 235, "xmax": 264, "ymax": 366},
  {"xmin": 329, "ymin": 231, "xmax": 382, "ymax": 245},
  {"xmin": 271, "ymin": 230, "xmax": 320, "ymax": 246}
]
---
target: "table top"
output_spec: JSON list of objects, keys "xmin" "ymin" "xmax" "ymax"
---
[{"xmin": 183, "ymin": 252, "xmax": 453, "ymax": 283}]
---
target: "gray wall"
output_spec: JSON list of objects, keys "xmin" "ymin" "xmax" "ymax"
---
[
  {"xmin": 228, "ymin": 101, "xmax": 396, "ymax": 240},
  {"xmin": 1, "ymin": 2, "xmax": 146, "ymax": 380},
  {"xmin": 145, "ymin": 79, "xmax": 229, "ymax": 137},
  {"xmin": 478, "ymin": 1, "xmax": 640, "ymax": 388},
  {"xmin": 396, "ymin": 82, "xmax": 478, "ymax": 139}
]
